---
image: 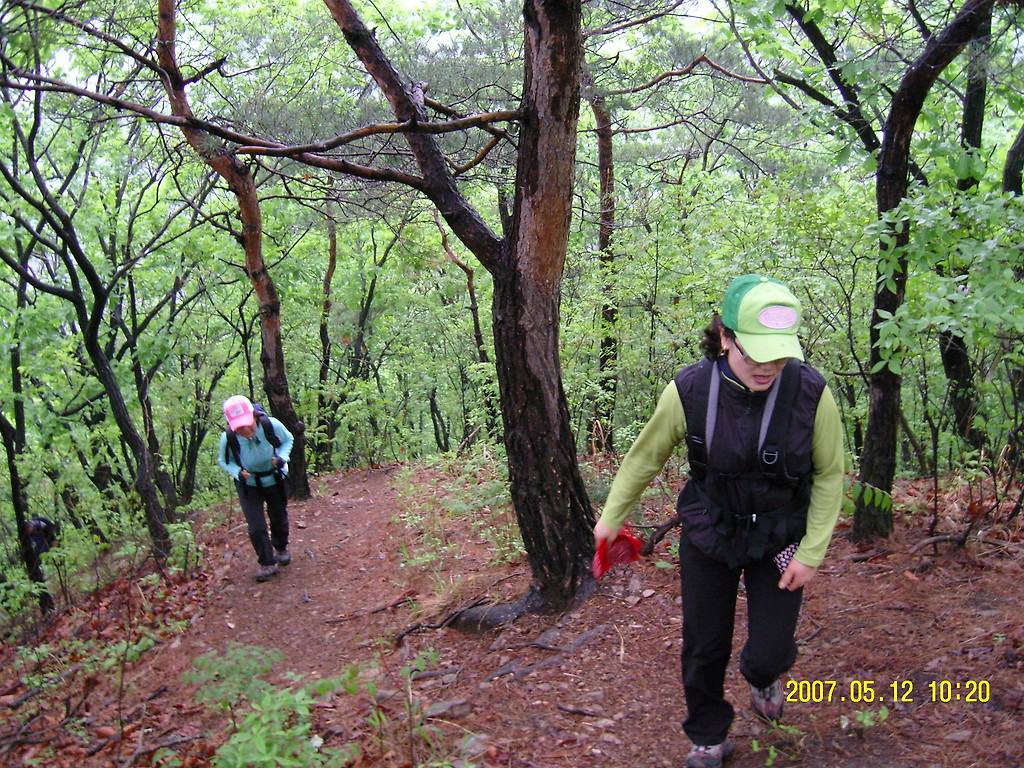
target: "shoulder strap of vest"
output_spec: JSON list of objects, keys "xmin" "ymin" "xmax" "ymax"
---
[
  {"xmin": 677, "ymin": 360, "xmax": 718, "ymax": 480},
  {"xmin": 225, "ymin": 430, "xmax": 241, "ymax": 467},
  {"xmin": 757, "ymin": 359, "xmax": 802, "ymax": 481}
]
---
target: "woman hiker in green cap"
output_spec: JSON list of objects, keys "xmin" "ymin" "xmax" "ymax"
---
[{"xmin": 594, "ymin": 274, "xmax": 845, "ymax": 768}]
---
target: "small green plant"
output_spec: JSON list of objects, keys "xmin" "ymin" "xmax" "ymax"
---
[
  {"xmin": 186, "ymin": 643, "xmax": 281, "ymax": 725},
  {"xmin": 167, "ymin": 521, "xmax": 201, "ymax": 574},
  {"xmin": 186, "ymin": 643, "xmax": 362, "ymax": 767},
  {"xmin": 750, "ymin": 720, "xmax": 805, "ymax": 766},
  {"xmin": 841, "ymin": 477, "xmax": 893, "ymax": 519},
  {"xmin": 840, "ymin": 705, "xmax": 890, "ymax": 735},
  {"xmin": 654, "ymin": 537, "xmax": 679, "ymax": 569},
  {"xmin": 213, "ymin": 679, "xmax": 359, "ymax": 767},
  {"xmin": 750, "ymin": 739, "xmax": 779, "ymax": 766}
]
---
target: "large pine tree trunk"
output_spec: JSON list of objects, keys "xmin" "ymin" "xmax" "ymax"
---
[
  {"xmin": 492, "ymin": 271, "xmax": 595, "ymax": 605},
  {"xmin": 488, "ymin": 0, "xmax": 593, "ymax": 607},
  {"xmin": 326, "ymin": 0, "xmax": 593, "ymax": 609}
]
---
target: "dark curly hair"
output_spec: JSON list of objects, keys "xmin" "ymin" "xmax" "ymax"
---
[{"xmin": 700, "ymin": 314, "xmax": 736, "ymax": 359}]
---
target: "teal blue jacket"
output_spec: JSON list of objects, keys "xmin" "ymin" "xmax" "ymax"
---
[{"xmin": 217, "ymin": 417, "xmax": 294, "ymax": 488}]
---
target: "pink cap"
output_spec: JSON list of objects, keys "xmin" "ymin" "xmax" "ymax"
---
[{"xmin": 223, "ymin": 395, "xmax": 255, "ymax": 431}]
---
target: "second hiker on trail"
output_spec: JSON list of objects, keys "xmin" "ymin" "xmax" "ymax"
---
[
  {"xmin": 594, "ymin": 274, "xmax": 845, "ymax": 768},
  {"xmin": 218, "ymin": 395, "xmax": 294, "ymax": 583}
]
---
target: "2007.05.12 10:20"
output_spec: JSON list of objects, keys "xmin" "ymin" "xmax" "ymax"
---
[{"xmin": 784, "ymin": 679, "xmax": 991, "ymax": 704}]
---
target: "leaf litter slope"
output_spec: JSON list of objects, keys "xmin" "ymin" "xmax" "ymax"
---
[{"xmin": 0, "ymin": 467, "xmax": 1022, "ymax": 767}]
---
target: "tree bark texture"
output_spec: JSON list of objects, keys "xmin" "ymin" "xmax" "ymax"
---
[
  {"xmin": 495, "ymin": 0, "xmax": 594, "ymax": 606},
  {"xmin": 1003, "ymin": 123, "xmax": 1024, "ymax": 198},
  {"xmin": 857, "ymin": 0, "xmax": 995, "ymax": 541},
  {"xmin": 156, "ymin": 0, "xmax": 309, "ymax": 499}
]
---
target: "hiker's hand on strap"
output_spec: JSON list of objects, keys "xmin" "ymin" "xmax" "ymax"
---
[
  {"xmin": 239, "ymin": 469, "xmax": 250, "ymax": 481},
  {"xmin": 778, "ymin": 559, "xmax": 816, "ymax": 591}
]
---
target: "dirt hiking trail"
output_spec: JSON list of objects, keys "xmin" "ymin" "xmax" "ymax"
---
[{"xmin": 1, "ymin": 464, "xmax": 1022, "ymax": 767}]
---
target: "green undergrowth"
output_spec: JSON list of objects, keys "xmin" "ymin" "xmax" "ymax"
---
[
  {"xmin": 391, "ymin": 444, "xmax": 524, "ymax": 573},
  {"xmin": 179, "ymin": 643, "xmax": 478, "ymax": 768}
]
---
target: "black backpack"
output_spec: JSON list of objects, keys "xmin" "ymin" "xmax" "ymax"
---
[
  {"xmin": 224, "ymin": 403, "xmax": 282, "ymax": 480},
  {"xmin": 27, "ymin": 517, "xmax": 60, "ymax": 556}
]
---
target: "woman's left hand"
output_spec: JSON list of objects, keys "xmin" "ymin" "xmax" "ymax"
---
[{"xmin": 778, "ymin": 559, "xmax": 817, "ymax": 591}]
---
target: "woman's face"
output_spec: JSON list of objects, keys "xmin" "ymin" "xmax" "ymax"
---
[
  {"xmin": 234, "ymin": 422, "xmax": 258, "ymax": 439},
  {"xmin": 720, "ymin": 329, "xmax": 788, "ymax": 392}
]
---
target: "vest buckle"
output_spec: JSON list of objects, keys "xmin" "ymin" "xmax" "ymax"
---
[{"xmin": 761, "ymin": 449, "xmax": 779, "ymax": 465}]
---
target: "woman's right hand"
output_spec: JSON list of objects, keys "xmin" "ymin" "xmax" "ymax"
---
[
  {"xmin": 239, "ymin": 469, "xmax": 250, "ymax": 481},
  {"xmin": 593, "ymin": 518, "xmax": 618, "ymax": 548}
]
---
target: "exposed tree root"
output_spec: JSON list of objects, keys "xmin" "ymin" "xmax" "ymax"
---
[{"xmin": 395, "ymin": 573, "xmax": 599, "ymax": 642}]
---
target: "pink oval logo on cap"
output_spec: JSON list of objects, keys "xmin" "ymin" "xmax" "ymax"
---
[{"xmin": 758, "ymin": 305, "xmax": 798, "ymax": 329}]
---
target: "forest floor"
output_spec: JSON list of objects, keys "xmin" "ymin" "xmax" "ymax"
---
[{"xmin": 1, "ymin": 461, "xmax": 1023, "ymax": 768}]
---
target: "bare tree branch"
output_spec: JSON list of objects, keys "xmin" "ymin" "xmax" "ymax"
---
[{"xmin": 601, "ymin": 54, "xmax": 767, "ymax": 98}]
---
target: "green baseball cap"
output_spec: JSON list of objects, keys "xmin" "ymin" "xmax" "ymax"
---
[{"xmin": 721, "ymin": 274, "xmax": 804, "ymax": 362}]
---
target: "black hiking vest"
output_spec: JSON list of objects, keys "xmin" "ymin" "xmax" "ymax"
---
[{"xmin": 674, "ymin": 358, "xmax": 825, "ymax": 567}]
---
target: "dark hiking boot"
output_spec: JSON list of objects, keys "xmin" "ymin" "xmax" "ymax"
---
[
  {"xmin": 750, "ymin": 679, "xmax": 784, "ymax": 721},
  {"xmin": 275, "ymin": 548, "xmax": 291, "ymax": 566},
  {"xmin": 255, "ymin": 563, "xmax": 278, "ymax": 582},
  {"xmin": 685, "ymin": 740, "xmax": 734, "ymax": 768}
]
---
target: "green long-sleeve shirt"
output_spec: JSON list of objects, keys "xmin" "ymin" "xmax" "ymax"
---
[{"xmin": 597, "ymin": 378, "xmax": 845, "ymax": 568}]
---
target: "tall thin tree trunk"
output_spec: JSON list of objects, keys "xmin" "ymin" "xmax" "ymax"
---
[
  {"xmin": 586, "ymin": 84, "xmax": 618, "ymax": 454},
  {"xmin": 1003, "ymin": 122, "xmax": 1024, "ymax": 460},
  {"xmin": 0, "ymin": 415, "xmax": 53, "ymax": 615},
  {"xmin": 938, "ymin": 7, "xmax": 992, "ymax": 451},
  {"xmin": 317, "ymin": 208, "xmax": 338, "ymax": 472},
  {"xmin": 156, "ymin": 0, "xmax": 310, "ymax": 499},
  {"xmin": 435, "ymin": 212, "xmax": 498, "ymax": 438},
  {"xmin": 86, "ymin": 339, "xmax": 173, "ymax": 558},
  {"xmin": 857, "ymin": 0, "xmax": 995, "ymax": 542},
  {"xmin": 3, "ymin": 272, "xmax": 53, "ymax": 613}
]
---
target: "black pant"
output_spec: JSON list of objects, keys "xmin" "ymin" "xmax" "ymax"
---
[
  {"xmin": 680, "ymin": 534, "xmax": 802, "ymax": 746},
  {"xmin": 237, "ymin": 481, "xmax": 289, "ymax": 566}
]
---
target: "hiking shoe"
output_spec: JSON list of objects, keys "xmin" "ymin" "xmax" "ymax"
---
[
  {"xmin": 685, "ymin": 741, "xmax": 734, "ymax": 768},
  {"xmin": 750, "ymin": 679, "xmax": 784, "ymax": 721},
  {"xmin": 255, "ymin": 563, "xmax": 278, "ymax": 582},
  {"xmin": 274, "ymin": 548, "xmax": 291, "ymax": 566}
]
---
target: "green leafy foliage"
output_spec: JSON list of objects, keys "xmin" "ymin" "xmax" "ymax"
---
[
  {"xmin": 187, "ymin": 644, "xmax": 361, "ymax": 767},
  {"xmin": 1, "ymin": 0, "xmax": 1023, "ymax": 628}
]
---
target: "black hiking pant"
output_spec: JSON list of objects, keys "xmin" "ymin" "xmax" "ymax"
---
[
  {"xmin": 237, "ymin": 480, "xmax": 289, "ymax": 567},
  {"xmin": 679, "ymin": 534, "xmax": 802, "ymax": 746}
]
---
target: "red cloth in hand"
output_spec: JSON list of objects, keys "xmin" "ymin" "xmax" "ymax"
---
[{"xmin": 593, "ymin": 526, "xmax": 642, "ymax": 579}]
